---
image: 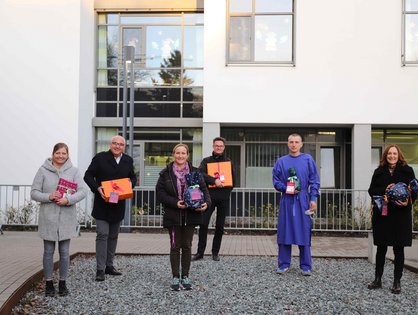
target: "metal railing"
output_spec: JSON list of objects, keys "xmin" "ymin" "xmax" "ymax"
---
[
  {"xmin": 1, "ymin": 185, "xmax": 417, "ymax": 233},
  {"xmin": 0, "ymin": 185, "xmax": 92, "ymax": 228}
]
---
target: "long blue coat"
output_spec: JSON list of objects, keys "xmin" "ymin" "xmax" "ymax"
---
[{"xmin": 272, "ymin": 153, "xmax": 320, "ymax": 246}]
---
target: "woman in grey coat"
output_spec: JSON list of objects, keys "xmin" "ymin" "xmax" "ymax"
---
[{"xmin": 31, "ymin": 143, "xmax": 87, "ymax": 297}]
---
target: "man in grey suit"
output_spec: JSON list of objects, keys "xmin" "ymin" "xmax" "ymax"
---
[{"xmin": 84, "ymin": 135, "xmax": 137, "ymax": 281}]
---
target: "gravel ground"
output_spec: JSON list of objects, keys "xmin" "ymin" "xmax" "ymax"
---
[{"xmin": 12, "ymin": 255, "xmax": 418, "ymax": 315}]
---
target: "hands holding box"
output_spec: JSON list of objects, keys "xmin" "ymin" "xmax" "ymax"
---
[
  {"xmin": 207, "ymin": 161, "xmax": 233, "ymax": 188},
  {"xmin": 101, "ymin": 178, "xmax": 133, "ymax": 203},
  {"xmin": 56, "ymin": 178, "xmax": 78, "ymax": 198}
]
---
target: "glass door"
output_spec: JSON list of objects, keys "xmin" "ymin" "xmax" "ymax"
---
[
  {"xmin": 319, "ymin": 147, "xmax": 341, "ymax": 189},
  {"xmin": 142, "ymin": 142, "xmax": 174, "ymax": 187},
  {"xmin": 227, "ymin": 144, "xmax": 242, "ymax": 188},
  {"xmin": 132, "ymin": 142, "xmax": 143, "ymax": 187}
]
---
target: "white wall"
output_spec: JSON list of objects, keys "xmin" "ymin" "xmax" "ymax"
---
[
  {"xmin": 78, "ymin": 0, "xmax": 96, "ymax": 175},
  {"xmin": 204, "ymin": 0, "xmax": 418, "ymax": 124},
  {"xmin": 2, "ymin": 0, "xmax": 417, "ymax": 185},
  {"xmin": 0, "ymin": 0, "xmax": 95, "ymax": 185}
]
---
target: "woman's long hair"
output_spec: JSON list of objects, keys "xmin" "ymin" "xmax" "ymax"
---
[{"xmin": 379, "ymin": 144, "xmax": 407, "ymax": 167}]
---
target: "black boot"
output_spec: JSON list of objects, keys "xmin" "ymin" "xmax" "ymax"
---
[
  {"xmin": 192, "ymin": 253, "xmax": 204, "ymax": 261},
  {"xmin": 45, "ymin": 280, "xmax": 56, "ymax": 297},
  {"xmin": 96, "ymin": 269, "xmax": 105, "ymax": 281},
  {"xmin": 58, "ymin": 280, "xmax": 69, "ymax": 296},
  {"xmin": 367, "ymin": 277, "xmax": 382, "ymax": 290},
  {"xmin": 391, "ymin": 278, "xmax": 401, "ymax": 294}
]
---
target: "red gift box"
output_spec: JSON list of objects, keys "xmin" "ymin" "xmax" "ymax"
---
[
  {"xmin": 207, "ymin": 161, "xmax": 233, "ymax": 188},
  {"xmin": 101, "ymin": 178, "xmax": 133, "ymax": 203},
  {"xmin": 56, "ymin": 178, "xmax": 78, "ymax": 198}
]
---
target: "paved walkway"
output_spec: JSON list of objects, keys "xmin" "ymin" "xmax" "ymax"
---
[{"xmin": 0, "ymin": 231, "xmax": 417, "ymax": 314}]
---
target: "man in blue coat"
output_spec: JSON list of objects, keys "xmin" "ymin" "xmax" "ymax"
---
[
  {"xmin": 84, "ymin": 135, "xmax": 137, "ymax": 281},
  {"xmin": 272, "ymin": 133, "xmax": 320, "ymax": 276}
]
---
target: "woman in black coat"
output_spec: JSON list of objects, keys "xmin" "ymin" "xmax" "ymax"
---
[
  {"xmin": 156, "ymin": 144, "xmax": 211, "ymax": 291},
  {"xmin": 367, "ymin": 144, "xmax": 416, "ymax": 294}
]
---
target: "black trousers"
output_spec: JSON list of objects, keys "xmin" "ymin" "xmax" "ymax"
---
[
  {"xmin": 197, "ymin": 198, "xmax": 229, "ymax": 255},
  {"xmin": 168, "ymin": 225, "xmax": 195, "ymax": 278},
  {"xmin": 375, "ymin": 245, "xmax": 405, "ymax": 280}
]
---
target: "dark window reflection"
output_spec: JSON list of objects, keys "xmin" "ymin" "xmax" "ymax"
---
[
  {"xmin": 183, "ymin": 103, "xmax": 203, "ymax": 117},
  {"xmin": 183, "ymin": 87, "xmax": 203, "ymax": 102},
  {"xmin": 97, "ymin": 88, "xmax": 118, "ymax": 101},
  {"xmin": 120, "ymin": 88, "xmax": 181, "ymax": 102},
  {"xmin": 119, "ymin": 103, "xmax": 181, "ymax": 117},
  {"xmin": 141, "ymin": 88, "xmax": 181, "ymax": 102},
  {"xmin": 96, "ymin": 103, "xmax": 117, "ymax": 117},
  {"xmin": 107, "ymin": 70, "xmax": 118, "ymax": 86}
]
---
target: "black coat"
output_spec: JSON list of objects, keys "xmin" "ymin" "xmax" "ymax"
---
[
  {"xmin": 156, "ymin": 162, "xmax": 211, "ymax": 227},
  {"xmin": 84, "ymin": 150, "xmax": 137, "ymax": 223},
  {"xmin": 368, "ymin": 164, "xmax": 416, "ymax": 246},
  {"xmin": 199, "ymin": 152, "xmax": 235, "ymax": 200}
]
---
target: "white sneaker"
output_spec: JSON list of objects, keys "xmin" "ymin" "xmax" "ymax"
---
[
  {"xmin": 276, "ymin": 267, "xmax": 289, "ymax": 275},
  {"xmin": 301, "ymin": 269, "xmax": 312, "ymax": 276}
]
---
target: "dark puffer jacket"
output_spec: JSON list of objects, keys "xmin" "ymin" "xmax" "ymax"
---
[{"xmin": 156, "ymin": 162, "xmax": 211, "ymax": 227}]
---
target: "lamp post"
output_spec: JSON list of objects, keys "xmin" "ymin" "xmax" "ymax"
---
[
  {"xmin": 122, "ymin": 46, "xmax": 135, "ymax": 142},
  {"xmin": 122, "ymin": 46, "xmax": 135, "ymax": 230}
]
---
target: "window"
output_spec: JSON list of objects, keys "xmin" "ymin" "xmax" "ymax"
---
[
  {"xmin": 96, "ymin": 13, "xmax": 204, "ymax": 118},
  {"xmin": 222, "ymin": 128, "xmax": 350, "ymax": 188},
  {"xmin": 227, "ymin": 0, "xmax": 294, "ymax": 65},
  {"xmin": 403, "ymin": 0, "xmax": 418, "ymax": 65},
  {"xmin": 372, "ymin": 129, "xmax": 418, "ymax": 175}
]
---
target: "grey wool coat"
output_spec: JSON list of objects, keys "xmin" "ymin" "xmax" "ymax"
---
[{"xmin": 31, "ymin": 158, "xmax": 87, "ymax": 241}]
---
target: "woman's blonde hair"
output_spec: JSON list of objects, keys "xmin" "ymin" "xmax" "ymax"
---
[
  {"xmin": 172, "ymin": 143, "xmax": 189, "ymax": 155},
  {"xmin": 52, "ymin": 143, "xmax": 69, "ymax": 156}
]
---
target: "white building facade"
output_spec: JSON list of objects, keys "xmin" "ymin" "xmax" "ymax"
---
[{"xmin": 1, "ymin": 0, "xmax": 417, "ymax": 192}]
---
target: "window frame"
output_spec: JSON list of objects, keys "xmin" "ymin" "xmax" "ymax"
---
[
  {"xmin": 95, "ymin": 12, "xmax": 204, "ymax": 118},
  {"xmin": 402, "ymin": 0, "xmax": 418, "ymax": 65},
  {"xmin": 226, "ymin": 0, "xmax": 295, "ymax": 66}
]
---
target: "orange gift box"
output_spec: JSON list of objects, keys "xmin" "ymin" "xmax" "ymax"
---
[
  {"xmin": 207, "ymin": 161, "xmax": 233, "ymax": 188},
  {"xmin": 101, "ymin": 178, "xmax": 133, "ymax": 202}
]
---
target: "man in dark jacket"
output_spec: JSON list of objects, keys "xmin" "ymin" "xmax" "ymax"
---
[
  {"xmin": 84, "ymin": 135, "xmax": 137, "ymax": 281},
  {"xmin": 192, "ymin": 137, "xmax": 234, "ymax": 261}
]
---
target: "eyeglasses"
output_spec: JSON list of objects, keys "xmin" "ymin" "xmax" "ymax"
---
[{"xmin": 111, "ymin": 142, "xmax": 125, "ymax": 147}]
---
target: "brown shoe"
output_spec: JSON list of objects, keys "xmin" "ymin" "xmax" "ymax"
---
[{"xmin": 391, "ymin": 279, "xmax": 401, "ymax": 294}]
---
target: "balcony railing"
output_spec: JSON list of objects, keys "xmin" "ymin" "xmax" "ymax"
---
[{"xmin": 1, "ymin": 185, "xmax": 417, "ymax": 233}]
